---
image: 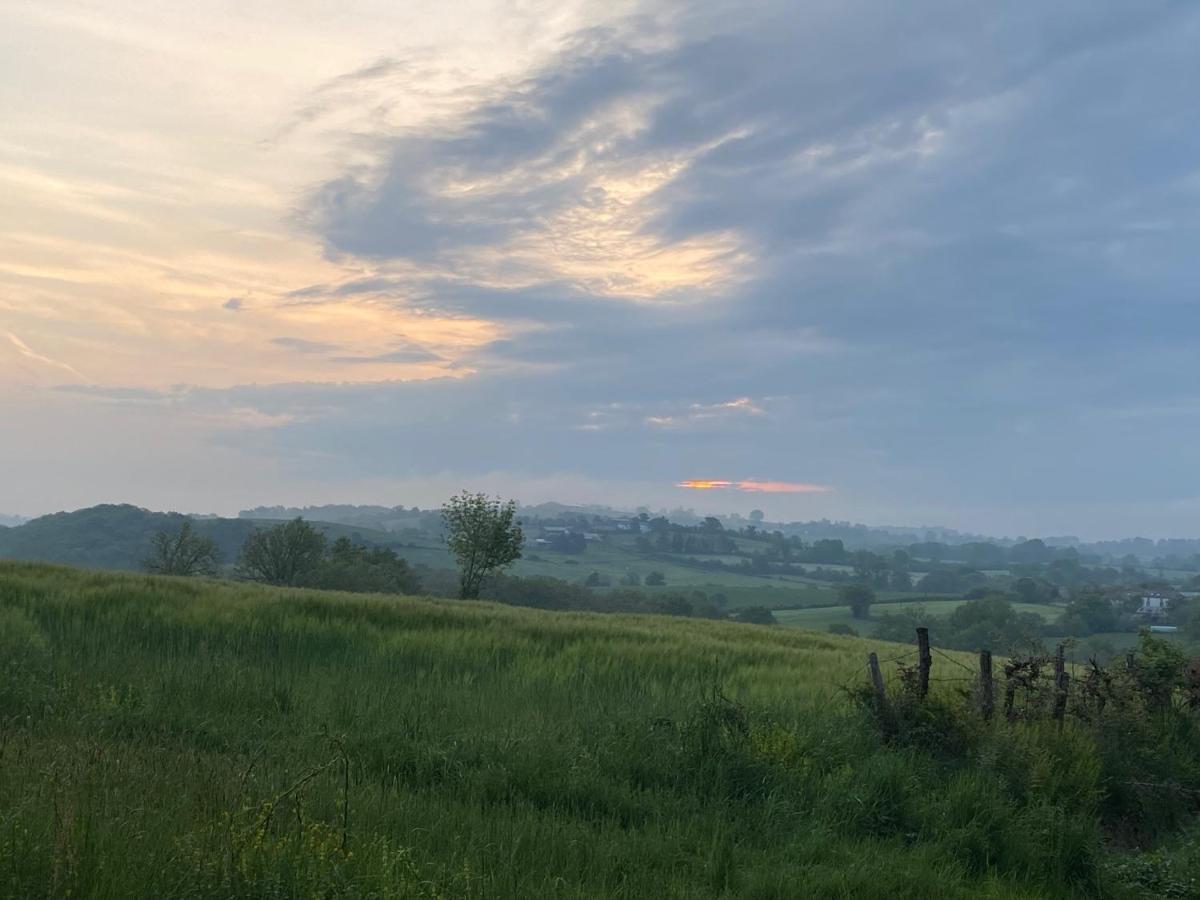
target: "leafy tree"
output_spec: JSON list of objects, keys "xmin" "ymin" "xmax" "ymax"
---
[
  {"xmin": 620, "ymin": 572, "xmax": 641, "ymax": 586},
  {"xmin": 941, "ymin": 596, "xmax": 1045, "ymax": 653},
  {"xmin": 441, "ymin": 492, "xmax": 523, "ymax": 599},
  {"xmin": 142, "ymin": 522, "xmax": 220, "ymax": 576},
  {"xmin": 237, "ymin": 518, "xmax": 326, "ymax": 586},
  {"xmin": 840, "ymin": 583, "xmax": 875, "ymax": 619},
  {"xmin": 302, "ymin": 537, "xmax": 421, "ymax": 595},
  {"xmin": 1013, "ymin": 576, "xmax": 1052, "ymax": 604},
  {"xmin": 1056, "ymin": 589, "xmax": 1119, "ymax": 636},
  {"xmin": 918, "ymin": 567, "xmax": 987, "ymax": 595},
  {"xmin": 584, "ymin": 571, "xmax": 611, "ymax": 587},
  {"xmin": 550, "ymin": 531, "xmax": 587, "ymax": 553},
  {"xmin": 733, "ymin": 606, "xmax": 777, "ymax": 625},
  {"xmin": 644, "ymin": 571, "xmax": 666, "ymax": 586}
]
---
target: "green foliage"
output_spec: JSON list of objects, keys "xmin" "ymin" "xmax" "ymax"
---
[
  {"xmin": 644, "ymin": 570, "xmax": 666, "ymax": 586},
  {"xmin": 142, "ymin": 521, "xmax": 220, "ymax": 576},
  {"xmin": 873, "ymin": 598, "xmax": 1046, "ymax": 654},
  {"xmin": 1056, "ymin": 590, "xmax": 1121, "ymax": 637},
  {"xmin": 2, "ymin": 561, "xmax": 1199, "ymax": 899},
  {"xmin": 236, "ymin": 518, "xmax": 327, "ymax": 586},
  {"xmin": 0, "ymin": 503, "xmax": 397, "ymax": 572},
  {"xmin": 301, "ymin": 537, "xmax": 421, "ymax": 595},
  {"xmin": 839, "ymin": 583, "xmax": 875, "ymax": 619},
  {"xmin": 731, "ymin": 606, "xmax": 777, "ymax": 625},
  {"xmin": 441, "ymin": 492, "xmax": 523, "ymax": 599}
]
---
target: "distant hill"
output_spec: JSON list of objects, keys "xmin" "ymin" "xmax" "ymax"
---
[
  {"xmin": 0, "ymin": 504, "xmax": 400, "ymax": 572},
  {"xmin": 0, "ymin": 514, "xmax": 27, "ymax": 528}
]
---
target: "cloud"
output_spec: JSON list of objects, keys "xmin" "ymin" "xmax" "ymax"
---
[
  {"xmin": 6, "ymin": 332, "xmax": 87, "ymax": 380},
  {"xmin": 331, "ymin": 346, "xmax": 443, "ymax": 365},
  {"xmin": 677, "ymin": 480, "xmax": 832, "ymax": 494},
  {"xmin": 223, "ymin": 298, "xmax": 243, "ymax": 311},
  {"xmin": 271, "ymin": 336, "xmax": 342, "ymax": 354},
  {"xmin": 8, "ymin": 2, "xmax": 1200, "ymax": 537},
  {"xmin": 273, "ymin": 3, "xmax": 1200, "ymax": 535}
]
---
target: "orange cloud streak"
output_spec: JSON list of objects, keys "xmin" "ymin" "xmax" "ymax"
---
[{"xmin": 676, "ymin": 479, "xmax": 831, "ymax": 494}]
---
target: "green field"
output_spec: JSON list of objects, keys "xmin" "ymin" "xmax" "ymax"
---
[
  {"xmin": 400, "ymin": 536, "xmax": 858, "ymax": 609},
  {"xmin": 1, "ymin": 561, "xmax": 1196, "ymax": 898},
  {"xmin": 774, "ymin": 599, "xmax": 1062, "ymax": 633}
]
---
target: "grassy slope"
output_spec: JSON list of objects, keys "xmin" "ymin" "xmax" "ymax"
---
[
  {"xmin": 1, "ymin": 562, "xmax": 1110, "ymax": 899},
  {"xmin": 774, "ymin": 599, "xmax": 1061, "ymax": 632}
]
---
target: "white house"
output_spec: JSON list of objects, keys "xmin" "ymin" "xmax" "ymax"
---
[{"xmin": 1138, "ymin": 593, "xmax": 1171, "ymax": 618}]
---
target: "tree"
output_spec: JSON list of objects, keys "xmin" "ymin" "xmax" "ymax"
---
[
  {"xmin": 749, "ymin": 509, "xmax": 765, "ymax": 524},
  {"xmin": 142, "ymin": 521, "xmax": 219, "ymax": 576},
  {"xmin": 839, "ymin": 583, "xmax": 875, "ymax": 619},
  {"xmin": 237, "ymin": 518, "xmax": 326, "ymax": 586},
  {"xmin": 733, "ymin": 606, "xmax": 777, "ymax": 625},
  {"xmin": 303, "ymin": 537, "xmax": 421, "ymax": 595},
  {"xmin": 442, "ymin": 492, "xmax": 524, "ymax": 599},
  {"xmin": 1056, "ymin": 589, "xmax": 1119, "ymax": 636},
  {"xmin": 644, "ymin": 571, "xmax": 666, "ymax": 586}
]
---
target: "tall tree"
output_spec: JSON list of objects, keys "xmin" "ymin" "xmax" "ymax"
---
[
  {"xmin": 839, "ymin": 583, "xmax": 876, "ymax": 620},
  {"xmin": 142, "ymin": 521, "xmax": 220, "ymax": 576},
  {"xmin": 237, "ymin": 518, "xmax": 326, "ymax": 586},
  {"xmin": 441, "ymin": 492, "xmax": 523, "ymax": 599}
]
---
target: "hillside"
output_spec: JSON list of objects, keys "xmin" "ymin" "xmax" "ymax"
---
[
  {"xmin": 3, "ymin": 562, "xmax": 1199, "ymax": 898},
  {"xmin": 0, "ymin": 504, "xmax": 398, "ymax": 571}
]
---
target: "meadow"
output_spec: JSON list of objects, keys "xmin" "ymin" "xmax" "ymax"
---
[
  {"xmin": 773, "ymin": 599, "xmax": 1061, "ymax": 633},
  {"xmin": 1, "ymin": 561, "xmax": 1197, "ymax": 899}
]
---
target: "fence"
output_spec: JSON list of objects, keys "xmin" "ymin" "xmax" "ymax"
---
[{"xmin": 865, "ymin": 628, "xmax": 1083, "ymax": 726}]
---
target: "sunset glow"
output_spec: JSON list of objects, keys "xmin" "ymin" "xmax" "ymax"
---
[{"xmin": 676, "ymin": 480, "xmax": 832, "ymax": 494}]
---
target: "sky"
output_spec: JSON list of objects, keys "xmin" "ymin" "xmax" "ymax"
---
[{"xmin": 2, "ymin": 0, "xmax": 1200, "ymax": 539}]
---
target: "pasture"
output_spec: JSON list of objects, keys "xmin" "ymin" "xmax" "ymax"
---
[
  {"xmin": 773, "ymin": 599, "xmax": 1061, "ymax": 633},
  {"xmin": 0, "ymin": 561, "xmax": 1191, "ymax": 898}
]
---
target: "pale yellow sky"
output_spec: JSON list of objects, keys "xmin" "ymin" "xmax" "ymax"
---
[{"xmin": 0, "ymin": 0, "xmax": 704, "ymax": 391}]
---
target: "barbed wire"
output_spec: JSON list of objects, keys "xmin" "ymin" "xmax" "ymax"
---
[{"xmin": 933, "ymin": 647, "xmax": 978, "ymax": 674}]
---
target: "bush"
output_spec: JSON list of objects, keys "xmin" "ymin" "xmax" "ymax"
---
[{"xmin": 733, "ymin": 606, "xmax": 777, "ymax": 626}]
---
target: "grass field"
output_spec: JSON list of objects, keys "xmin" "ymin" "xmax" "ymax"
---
[
  {"xmin": 402, "ymin": 537, "xmax": 863, "ymax": 609},
  {"xmin": 0, "ymin": 561, "xmax": 1192, "ymax": 898},
  {"xmin": 773, "ymin": 599, "xmax": 1062, "ymax": 633}
]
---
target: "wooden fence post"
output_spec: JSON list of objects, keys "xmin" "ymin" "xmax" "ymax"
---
[
  {"xmin": 916, "ymin": 627, "xmax": 931, "ymax": 699},
  {"xmin": 868, "ymin": 652, "xmax": 887, "ymax": 710},
  {"xmin": 979, "ymin": 650, "xmax": 994, "ymax": 721},
  {"xmin": 1053, "ymin": 643, "xmax": 1069, "ymax": 725}
]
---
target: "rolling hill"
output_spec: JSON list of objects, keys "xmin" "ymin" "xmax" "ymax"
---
[{"xmin": 2, "ymin": 561, "xmax": 1197, "ymax": 897}]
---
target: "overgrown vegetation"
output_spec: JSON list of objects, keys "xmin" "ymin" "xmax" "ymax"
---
[{"xmin": 2, "ymin": 562, "xmax": 1199, "ymax": 897}]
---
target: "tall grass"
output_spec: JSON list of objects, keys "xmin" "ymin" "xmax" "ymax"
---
[{"xmin": 0, "ymin": 561, "xmax": 1188, "ymax": 898}]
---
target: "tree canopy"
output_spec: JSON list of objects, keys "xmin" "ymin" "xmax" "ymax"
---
[{"xmin": 441, "ymin": 492, "xmax": 524, "ymax": 599}]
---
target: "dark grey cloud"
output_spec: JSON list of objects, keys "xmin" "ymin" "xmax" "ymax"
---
[{"xmin": 256, "ymin": 1, "xmax": 1200, "ymax": 533}]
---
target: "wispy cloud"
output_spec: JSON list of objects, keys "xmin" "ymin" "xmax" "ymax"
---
[
  {"xmin": 271, "ymin": 336, "xmax": 342, "ymax": 354},
  {"xmin": 676, "ymin": 479, "xmax": 833, "ymax": 494},
  {"xmin": 6, "ymin": 332, "xmax": 87, "ymax": 380}
]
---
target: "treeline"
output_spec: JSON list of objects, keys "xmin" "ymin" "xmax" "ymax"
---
[
  {"xmin": 144, "ymin": 515, "xmax": 778, "ymax": 626},
  {"xmin": 633, "ymin": 518, "xmax": 1154, "ymax": 593},
  {"xmin": 860, "ymin": 588, "xmax": 1200, "ymax": 661}
]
